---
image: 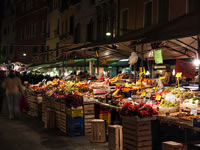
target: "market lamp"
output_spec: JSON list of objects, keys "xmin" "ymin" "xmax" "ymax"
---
[
  {"xmin": 23, "ymin": 53, "xmax": 27, "ymax": 57},
  {"xmin": 193, "ymin": 59, "xmax": 200, "ymax": 66}
]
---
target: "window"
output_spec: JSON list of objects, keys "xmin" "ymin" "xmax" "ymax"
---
[
  {"xmin": 69, "ymin": 15, "xmax": 74, "ymax": 35},
  {"xmin": 41, "ymin": 46, "xmax": 45, "ymax": 53},
  {"xmin": 61, "ymin": 21, "xmax": 64, "ymax": 35},
  {"xmin": 57, "ymin": 19, "xmax": 60, "ymax": 34},
  {"xmin": 90, "ymin": 0, "xmax": 95, "ymax": 5},
  {"xmin": 41, "ymin": 20, "xmax": 46, "ymax": 34},
  {"xmin": 31, "ymin": 24, "xmax": 37, "ymax": 37},
  {"xmin": 10, "ymin": 46, "xmax": 13, "ymax": 54},
  {"xmin": 53, "ymin": 0, "xmax": 58, "ymax": 9},
  {"xmin": 47, "ymin": 22, "xmax": 50, "ymax": 37},
  {"xmin": 56, "ymin": 43, "xmax": 59, "ymax": 57},
  {"xmin": 4, "ymin": 28, "xmax": 7, "ymax": 35},
  {"xmin": 65, "ymin": 19, "xmax": 68, "ymax": 33},
  {"xmin": 158, "ymin": 0, "xmax": 169, "ymax": 24},
  {"xmin": 46, "ymin": 46, "xmax": 49, "ymax": 62},
  {"xmin": 75, "ymin": 23, "xmax": 81, "ymax": 43},
  {"xmin": 188, "ymin": 0, "xmax": 200, "ymax": 13},
  {"xmin": 32, "ymin": 47, "xmax": 38, "ymax": 55},
  {"xmin": 144, "ymin": 1, "xmax": 152, "ymax": 27},
  {"xmin": 121, "ymin": 9, "xmax": 128, "ymax": 34},
  {"xmin": 87, "ymin": 20, "xmax": 93, "ymax": 42}
]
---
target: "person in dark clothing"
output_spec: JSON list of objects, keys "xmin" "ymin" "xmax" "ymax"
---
[{"xmin": 0, "ymin": 71, "xmax": 6, "ymax": 113}]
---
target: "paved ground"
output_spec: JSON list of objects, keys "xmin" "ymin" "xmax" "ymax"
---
[{"xmin": 0, "ymin": 114, "xmax": 108, "ymax": 150}]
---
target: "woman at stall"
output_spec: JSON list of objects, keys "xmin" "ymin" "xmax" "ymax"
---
[
  {"xmin": 2, "ymin": 70, "xmax": 24, "ymax": 120},
  {"xmin": 162, "ymin": 70, "xmax": 171, "ymax": 86}
]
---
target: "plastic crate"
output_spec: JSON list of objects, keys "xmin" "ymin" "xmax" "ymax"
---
[
  {"xmin": 67, "ymin": 116, "xmax": 84, "ymax": 126},
  {"xmin": 67, "ymin": 124, "xmax": 84, "ymax": 136},
  {"xmin": 66, "ymin": 106, "xmax": 83, "ymax": 117}
]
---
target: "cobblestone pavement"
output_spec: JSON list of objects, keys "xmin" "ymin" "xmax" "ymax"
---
[{"xmin": 0, "ymin": 114, "xmax": 108, "ymax": 150}]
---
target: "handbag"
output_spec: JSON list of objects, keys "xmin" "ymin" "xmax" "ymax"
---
[{"xmin": 19, "ymin": 96, "xmax": 29, "ymax": 112}]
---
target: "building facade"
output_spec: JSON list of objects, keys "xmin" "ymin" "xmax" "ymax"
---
[
  {"xmin": 119, "ymin": 0, "xmax": 200, "ymax": 36},
  {"xmin": 0, "ymin": 0, "xmax": 16, "ymax": 63},
  {"xmin": 15, "ymin": 0, "xmax": 48, "ymax": 64}
]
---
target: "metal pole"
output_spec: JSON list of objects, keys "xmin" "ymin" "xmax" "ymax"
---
[
  {"xmin": 197, "ymin": 35, "xmax": 200, "ymax": 90},
  {"xmin": 133, "ymin": 46, "xmax": 137, "ymax": 83},
  {"xmin": 141, "ymin": 44, "xmax": 144, "ymax": 72}
]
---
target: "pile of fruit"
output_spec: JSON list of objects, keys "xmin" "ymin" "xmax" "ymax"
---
[{"xmin": 159, "ymin": 99, "xmax": 178, "ymax": 107}]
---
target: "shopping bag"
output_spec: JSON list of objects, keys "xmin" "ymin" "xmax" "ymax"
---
[{"xmin": 19, "ymin": 96, "xmax": 29, "ymax": 112}]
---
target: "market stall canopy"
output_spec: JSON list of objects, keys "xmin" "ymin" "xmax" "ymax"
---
[{"xmin": 63, "ymin": 11, "xmax": 200, "ymax": 60}]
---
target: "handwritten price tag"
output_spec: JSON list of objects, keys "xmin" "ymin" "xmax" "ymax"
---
[
  {"xmin": 190, "ymin": 108, "xmax": 198, "ymax": 116},
  {"xmin": 160, "ymin": 76, "xmax": 165, "ymax": 80},
  {"xmin": 176, "ymin": 72, "xmax": 182, "ymax": 78},
  {"xmin": 141, "ymin": 92, "xmax": 146, "ymax": 97},
  {"xmin": 156, "ymin": 95, "xmax": 161, "ymax": 101}
]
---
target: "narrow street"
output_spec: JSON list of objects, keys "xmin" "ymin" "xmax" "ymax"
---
[{"xmin": 0, "ymin": 115, "xmax": 108, "ymax": 150}]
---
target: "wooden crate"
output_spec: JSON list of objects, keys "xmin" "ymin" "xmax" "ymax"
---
[
  {"xmin": 90, "ymin": 119, "xmax": 106, "ymax": 143},
  {"xmin": 59, "ymin": 112, "xmax": 67, "ymax": 133},
  {"xmin": 108, "ymin": 125, "xmax": 123, "ymax": 150},
  {"xmin": 162, "ymin": 141, "xmax": 184, "ymax": 150},
  {"xmin": 44, "ymin": 108, "xmax": 56, "ymax": 129},
  {"xmin": 55, "ymin": 101, "xmax": 61, "ymax": 111},
  {"xmin": 42, "ymin": 102, "xmax": 47, "ymax": 122},
  {"xmin": 60, "ymin": 103, "xmax": 66, "ymax": 112},
  {"xmin": 84, "ymin": 102, "xmax": 95, "ymax": 136},
  {"xmin": 122, "ymin": 116, "xmax": 154, "ymax": 150}
]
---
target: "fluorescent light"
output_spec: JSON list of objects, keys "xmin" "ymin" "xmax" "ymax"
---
[
  {"xmin": 119, "ymin": 59, "xmax": 129, "ymax": 62},
  {"xmin": 193, "ymin": 59, "xmax": 200, "ymax": 66},
  {"xmin": 106, "ymin": 32, "xmax": 111, "ymax": 37},
  {"xmin": 145, "ymin": 71, "xmax": 150, "ymax": 75},
  {"xmin": 172, "ymin": 69, "xmax": 175, "ymax": 76}
]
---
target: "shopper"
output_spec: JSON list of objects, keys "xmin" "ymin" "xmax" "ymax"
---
[
  {"xmin": 2, "ymin": 70, "xmax": 24, "ymax": 119},
  {"xmin": 0, "ymin": 71, "xmax": 6, "ymax": 113}
]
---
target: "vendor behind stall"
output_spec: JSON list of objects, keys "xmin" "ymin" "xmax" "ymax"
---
[{"xmin": 162, "ymin": 70, "xmax": 171, "ymax": 86}]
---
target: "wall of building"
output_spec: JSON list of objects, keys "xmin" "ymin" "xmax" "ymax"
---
[
  {"xmin": 170, "ymin": 0, "xmax": 187, "ymax": 20},
  {"xmin": 0, "ymin": 0, "xmax": 16, "ymax": 63},
  {"xmin": 15, "ymin": 0, "xmax": 47, "ymax": 64}
]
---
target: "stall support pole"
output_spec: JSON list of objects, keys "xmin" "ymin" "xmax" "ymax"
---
[
  {"xmin": 62, "ymin": 51, "xmax": 65, "ymax": 77},
  {"xmin": 97, "ymin": 57, "xmax": 100, "ymax": 76},
  {"xmin": 84, "ymin": 58, "xmax": 86, "ymax": 71},
  {"xmin": 198, "ymin": 35, "xmax": 200, "ymax": 90},
  {"xmin": 133, "ymin": 46, "xmax": 137, "ymax": 83},
  {"xmin": 141, "ymin": 44, "xmax": 144, "ymax": 72}
]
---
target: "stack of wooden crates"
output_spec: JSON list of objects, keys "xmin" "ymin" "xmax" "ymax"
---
[
  {"xmin": 122, "ymin": 116, "xmax": 153, "ymax": 150},
  {"xmin": 83, "ymin": 101, "xmax": 95, "ymax": 136},
  {"xmin": 26, "ymin": 90, "xmax": 41, "ymax": 117}
]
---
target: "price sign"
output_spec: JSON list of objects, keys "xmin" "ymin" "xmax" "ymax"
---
[
  {"xmin": 139, "ymin": 67, "xmax": 146, "ymax": 74},
  {"xmin": 176, "ymin": 72, "xmax": 182, "ymax": 78},
  {"xmin": 160, "ymin": 76, "xmax": 165, "ymax": 80},
  {"xmin": 156, "ymin": 95, "xmax": 161, "ymax": 101},
  {"xmin": 141, "ymin": 92, "xmax": 146, "ymax": 97},
  {"xmin": 190, "ymin": 108, "xmax": 198, "ymax": 116}
]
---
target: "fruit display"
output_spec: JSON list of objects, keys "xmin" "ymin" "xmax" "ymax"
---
[{"xmin": 159, "ymin": 100, "xmax": 178, "ymax": 107}]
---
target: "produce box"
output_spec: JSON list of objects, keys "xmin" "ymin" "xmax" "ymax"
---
[
  {"xmin": 66, "ymin": 106, "xmax": 83, "ymax": 117},
  {"xmin": 122, "ymin": 116, "xmax": 154, "ymax": 150}
]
